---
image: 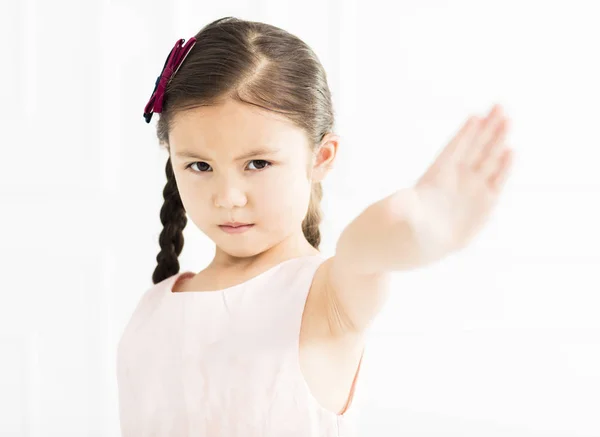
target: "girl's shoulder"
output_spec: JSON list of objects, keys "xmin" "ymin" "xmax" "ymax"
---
[{"xmin": 117, "ymin": 272, "xmax": 185, "ymax": 351}]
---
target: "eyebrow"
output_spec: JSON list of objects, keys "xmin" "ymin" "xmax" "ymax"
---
[{"xmin": 175, "ymin": 147, "xmax": 281, "ymax": 161}]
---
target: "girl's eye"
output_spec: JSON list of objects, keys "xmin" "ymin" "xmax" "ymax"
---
[
  {"xmin": 247, "ymin": 160, "xmax": 271, "ymax": 171},
  {"xmin": 188, "ymin": 162, "xmax": 211, "ymax": 172},
  {"xmin": 186, "ymin": 160, "xmax": 272, "ymax": 173}
]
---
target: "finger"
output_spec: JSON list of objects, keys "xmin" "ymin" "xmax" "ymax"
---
[
  {"xmin": 488, "ymin": 148, "xmax": 514, "ymax": 193},
  {"xmin": 440, "ymin": 115, "xmax": 482, "ymax": 164},
  {"xmin": 475, "ymin": 117, "xmax": 510, "ymax": 176},
  {"xmin": 464, "ymin": 104, "xmax": 506, "ymax": 167}
]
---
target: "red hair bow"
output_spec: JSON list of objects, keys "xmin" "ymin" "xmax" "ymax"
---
[{"xmin": 143, "ymin": 37, "xmax": 197, "ymax": 123}]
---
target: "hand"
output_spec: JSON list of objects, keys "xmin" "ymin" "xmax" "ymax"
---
[{"xmin": 411, "ymin": 104, "xmax": 515, "ymax": 260}]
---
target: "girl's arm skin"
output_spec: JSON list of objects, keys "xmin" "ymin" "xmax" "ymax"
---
[{"xmin": 323, "ymin": 104, "xmax": 514, "ymax": 335}]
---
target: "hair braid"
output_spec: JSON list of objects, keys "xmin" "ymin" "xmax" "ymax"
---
[
  {"xmin": 152, "ymin": 157, "xmax": 187, "ymax": 284},
  {"xmin": 302, "ymin": 181, "xmax": 323, "ymax": 250}
]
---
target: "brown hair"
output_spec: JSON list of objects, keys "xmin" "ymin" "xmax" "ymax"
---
[{"xmin": 150, "ymin": 17, "xmax": 335, "ymax": 284}]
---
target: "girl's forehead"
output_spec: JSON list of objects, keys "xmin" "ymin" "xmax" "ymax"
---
[
  {"xmin": 170, "ymin": 108, "xmax": 310, "ymax": 157},
  {"xmin": 173, "ymin": 99, "xmax": 300, "ymax": 132},
  {"xmin": 171, "ymin": 125, "xmax": 306, "ymax": 152}
]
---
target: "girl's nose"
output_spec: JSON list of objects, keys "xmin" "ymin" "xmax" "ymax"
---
[{"xmin": 213, "ymin": 184, "xmax": 247, "ymax": 209}]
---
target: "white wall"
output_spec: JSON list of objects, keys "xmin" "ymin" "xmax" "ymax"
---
[{"xmin": 1, "ymin": 0, "xmax": 598, "ymax": 435}]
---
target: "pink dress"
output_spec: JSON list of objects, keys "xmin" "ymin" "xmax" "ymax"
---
[{"xmin": 117, "ymin": 254, "xmax": 363, "ymax": 436}]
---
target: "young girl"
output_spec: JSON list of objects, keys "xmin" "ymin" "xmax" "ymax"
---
[{"xmin": 117, "ymin": 16, "xmax": 514, "ymax": 437}]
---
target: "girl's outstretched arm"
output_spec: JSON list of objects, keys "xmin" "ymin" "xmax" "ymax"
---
[{"xmin": 323, "ymin": 104, "xmax": 514, "ymax": 334}]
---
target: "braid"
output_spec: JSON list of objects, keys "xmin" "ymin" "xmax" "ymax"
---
[
  {"xmin": 302, "ymin": 181, "xmax": 323, "ymax": 250},
  {"xmin": 152, "ymin": 157, "xmax": 187, "ymax": 284}
]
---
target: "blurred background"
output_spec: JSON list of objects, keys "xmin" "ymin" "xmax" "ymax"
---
[{"xmin": 1, "ymin": 0, "xmax": 599, "ymax": 436}]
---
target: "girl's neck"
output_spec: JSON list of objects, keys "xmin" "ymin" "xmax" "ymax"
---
[{"xmin": 210, "ymin": 237, "xmax": 319, "ymax": 273}]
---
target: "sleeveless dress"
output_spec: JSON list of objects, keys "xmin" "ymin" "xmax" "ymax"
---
[{"xmin": 117, "ymin": 254, "xmax": 364, "ymax": 437}]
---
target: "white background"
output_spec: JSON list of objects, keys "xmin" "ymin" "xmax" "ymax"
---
[{"xmin": 1, "ymin": 0, "xmax": 599, "ymax": 436}]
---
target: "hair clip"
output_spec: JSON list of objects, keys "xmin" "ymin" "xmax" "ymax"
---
[{"xmin": 143, "ymin": 37, "xmax": 197, "ymax": 123}]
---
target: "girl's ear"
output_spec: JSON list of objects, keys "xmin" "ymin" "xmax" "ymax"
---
[{"xmin": 311, "ymin": 133, "xmax": 339, "ymax": 182}]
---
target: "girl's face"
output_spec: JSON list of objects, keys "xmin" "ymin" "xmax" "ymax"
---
[{"xmin": 168, "ymin": 98, "xmax": 335, "ymax": 259}]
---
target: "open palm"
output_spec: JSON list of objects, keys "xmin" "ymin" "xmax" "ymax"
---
[{"xmin": 413, "ymin": 104, "xmax": 515, "ymax": 255}]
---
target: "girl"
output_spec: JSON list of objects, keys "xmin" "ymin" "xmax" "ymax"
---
[{"xmin": 117, "ymin": 16, "xmax": 514, "ymax": 437}]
